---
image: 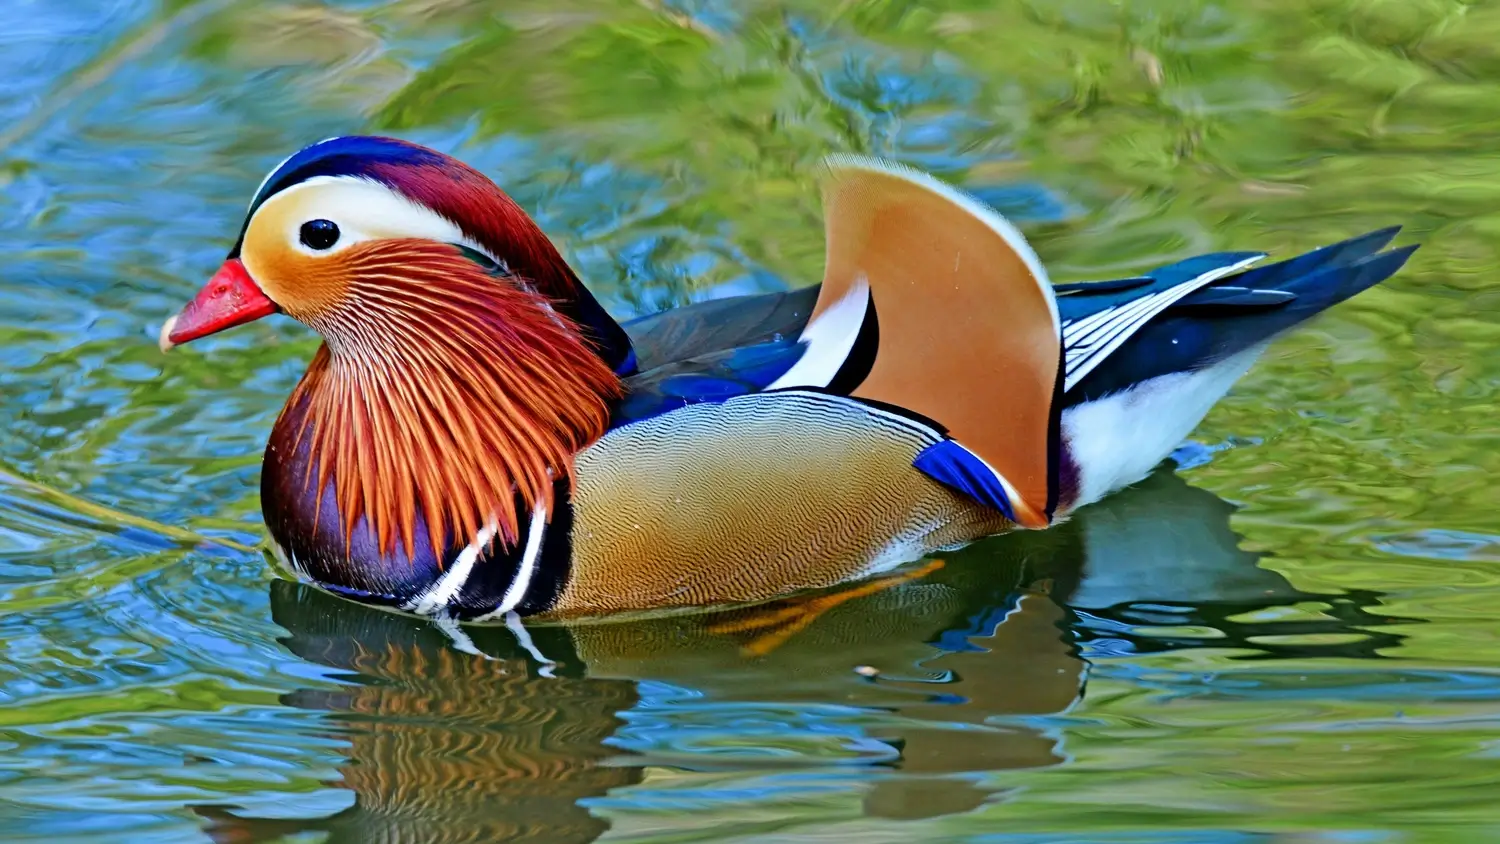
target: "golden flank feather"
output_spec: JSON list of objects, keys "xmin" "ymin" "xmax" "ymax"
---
[
  {"xmin": 279, "ymin": 241, "xmax": 621, "ymax": 564},
  {"xmin": 815, "ymin": 156, "xmax": 1062, "ymax": 528}
]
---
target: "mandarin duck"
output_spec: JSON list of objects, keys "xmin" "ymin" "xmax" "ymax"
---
[{"xmin": 159, "ymin": 136, "xmax": 1415, "ymax": 621}]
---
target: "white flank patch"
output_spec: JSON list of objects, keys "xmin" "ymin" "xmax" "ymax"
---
[
  {"xmin": 823, "ymin": 154, "xmax": 1061, "ymax": 331},
  {"xmin": 255, "ymin": 175, "xmax": 502, "ymax": 264},
  {"xmin": 1062, "ymin": 256, "xmax": 1264, "ymax": 392},
  {"xmin": 766, "ymin": 274, "xmax": 871, "ymax": 390},
  {"xmin": 1062, "ymin": 345, "xmax": 1267, "ymax": 510},
  {"xmin": 405, "ymin": 518, "xmax": 499, "ymax": 617},
  {"xmin": 473, "ymin": 498, "xmax": 549, "ymax": 621}
]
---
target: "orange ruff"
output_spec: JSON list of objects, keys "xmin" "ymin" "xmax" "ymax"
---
[{"xmin": 279, "ymin": 241, "xmax": 620, "ymax": 564}]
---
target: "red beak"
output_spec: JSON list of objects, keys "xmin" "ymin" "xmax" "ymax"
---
[{"xmin": 159, "ymin": 259, "xmax": 279, "ymax": 352}]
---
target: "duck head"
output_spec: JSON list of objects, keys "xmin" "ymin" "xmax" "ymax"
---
[{"xmin": 162, "ymin": 136, "xmax": 633, "ymax": 594}]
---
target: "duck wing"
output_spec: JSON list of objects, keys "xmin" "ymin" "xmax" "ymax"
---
[
  {"xmin": 612, "ymin": 338, "xmax": 807, "ymax": 428},
  {"xmin": 621, "ymin": 286, "xmax": 819, "ymax": 372},
  {"xmin": 766, "ymin": 156, "xmax": 1064, "ymax": 528}
]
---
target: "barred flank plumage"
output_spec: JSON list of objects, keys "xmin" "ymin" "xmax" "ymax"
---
[{"xmin": 279, "ymin": 240, "xmax": 621, "ymax": 564}]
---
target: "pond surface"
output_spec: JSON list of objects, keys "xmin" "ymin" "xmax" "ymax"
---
[{"xmin": 2, "ymin": 0, "xmax": 1498, "ymax": 841}]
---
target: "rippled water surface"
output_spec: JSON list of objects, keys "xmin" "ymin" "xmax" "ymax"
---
[{"xmin": 2, "ymin": 0, "xmax": 1498, "ymax": 841}]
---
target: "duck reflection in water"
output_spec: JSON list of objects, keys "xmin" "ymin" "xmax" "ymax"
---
[{"xmin": 197, "ymin": 467, "xmax": 1397, "ymax": 842}]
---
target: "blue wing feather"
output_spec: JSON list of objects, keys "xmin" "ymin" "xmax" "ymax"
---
[
  {"xmin": 1056, "ymin": 252, "xmax": 1265, "ymax": 325},
  {"xmin": 912, "ymin": 441, "xmax": 1017, "ymax": 521},
  {"xmin": 611, "ymin": 339, "xmax": 807, "ymax": 428}
]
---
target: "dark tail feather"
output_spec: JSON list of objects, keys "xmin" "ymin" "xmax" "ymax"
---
[
  {"xmin": 1175, "ymin": 242, "xmax": 1419, "ymax": 359},
  {"xmin": 1067, "ymin": 236, "xmax": 1417, "ymax": 403},
  {"xmin": 1229, "ymin": 226, "xmax": 1403, "ymax": 292},
  {"xmin": 1208, "ymin": 243, "xmax": 1417, "ymax": 326}
]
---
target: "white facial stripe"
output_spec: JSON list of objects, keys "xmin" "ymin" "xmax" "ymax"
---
[{"xmin": 255, "ymin": 175, "xmax": 501, "ymax": 263}]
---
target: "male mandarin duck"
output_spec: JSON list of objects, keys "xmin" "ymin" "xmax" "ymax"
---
[{"xmin": 158, "ymin": 136, "xmax": 1416, "ymax": 621}]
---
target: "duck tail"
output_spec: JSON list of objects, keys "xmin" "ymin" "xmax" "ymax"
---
[
  {"xmin": 1205, "ymin": 224, "xmax": 1410, "ymax": 300},
  {"xmin": 1068, "ymin": 229, "xmax": 1418, "ymax": 404},
  {"xmin": 1173, "ymin": 229, "xmax": 1418, "ymax": 359}
]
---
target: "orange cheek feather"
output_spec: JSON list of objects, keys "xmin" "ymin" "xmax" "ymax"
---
[{"xmin": 239, "ymin": 204, "xmax": 355, "ymax": 321}]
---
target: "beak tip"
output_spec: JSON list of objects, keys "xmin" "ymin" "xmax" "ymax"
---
[
  {"xmin": 158, "ymin": 315, "xmax": 178, "ymax": 354},
  {"xmin": 162, "ymin": 259, "xmax": 276, "ymax": 350}
]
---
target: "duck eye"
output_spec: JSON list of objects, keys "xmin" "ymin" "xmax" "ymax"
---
[{"xmin": 299, "ymin": 219, "xmax": 340, "ymax": 251}]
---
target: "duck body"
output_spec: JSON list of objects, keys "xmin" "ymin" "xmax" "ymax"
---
[{"xmin": 163, "ymin": 137, "xmax": 1416, "ymax": 621}]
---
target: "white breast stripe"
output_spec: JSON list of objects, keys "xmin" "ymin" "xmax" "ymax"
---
[
  {"xmin": 473, "ymin": 499, "xmax": 548, "ymax": 621},
  {"xmin": 405, "ymin": 518, "xmax": 500, "ymax": 616},
  {"xmin": 1062, "ymin": 256, "xmax": 1264, "ymax": 392}
]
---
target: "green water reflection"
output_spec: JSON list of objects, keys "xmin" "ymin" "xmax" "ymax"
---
[{"xmin": 0, "ymin": 1, "xmax": 1496, "ymax": 841}]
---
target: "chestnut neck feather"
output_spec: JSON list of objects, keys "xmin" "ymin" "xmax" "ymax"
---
[
  {"xmin": 276, "ymin": 241, "xmax": 621, "ymax": 564},
  {"xmin": 375, "ymin": 159, "xmax": 636, "ymax": 374}
]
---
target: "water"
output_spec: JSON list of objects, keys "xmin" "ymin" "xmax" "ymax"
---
[{"xmin": 1, "ymin": 0, "xmax": 1496, "ymax": 840}]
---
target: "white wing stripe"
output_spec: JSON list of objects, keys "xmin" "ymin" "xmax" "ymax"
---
[
  {"xmin": 1061, "ymin": 284, "xmax": 1175, "ymax": 340},
  {"xmin": 1067, "ymin": 296, "xmax": 1175, "ymax": 376},
  {"xmin": 1065, "ymin": 290, "xmax": 1171, "ymax": 351},
  {"xmin": 1061, "ymin": 301, "xmax": 1125, "ymax": 339},
  {"xmin": 1065, "ymin": 290, "xmax": 1177, "ymax": 362},
  {"xmin": 1062, "ymin": 256, "xmax": 1264, "ymax": 392}
]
